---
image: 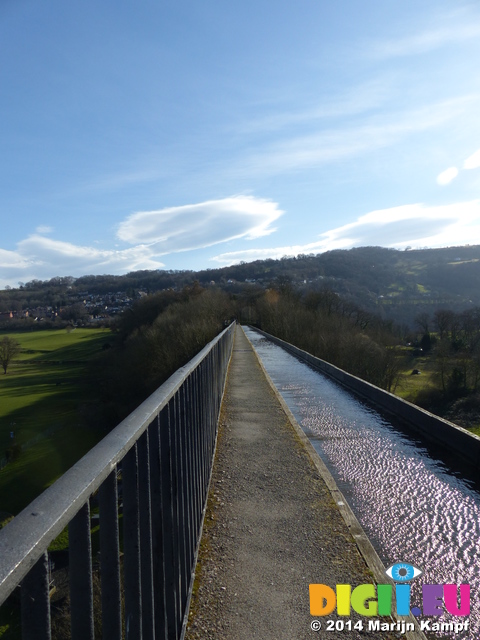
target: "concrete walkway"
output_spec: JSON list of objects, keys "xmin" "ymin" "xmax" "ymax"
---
[{"xmin": 185, "ymin": 326, "xmax": 418, "ymax": 639}]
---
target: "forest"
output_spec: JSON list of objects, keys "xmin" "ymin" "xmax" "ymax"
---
[
  {"xmin": 1, "ymin": 245, "xmax": 480, "ymax": 434},
  {"xmin": 91, "ymin": 278, "xmax": 480, "ymax": 435},
  {"xmin": 2, "ymin": 244, "xmax": 480, "ymax": 330}
]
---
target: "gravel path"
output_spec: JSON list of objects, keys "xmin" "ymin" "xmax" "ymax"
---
[{"xmin": 185, "ymin": 326, "xmax": 409, "ymax": 640}]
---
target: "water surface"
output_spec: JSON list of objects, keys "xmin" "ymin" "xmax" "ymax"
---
[{"xmin": 244, "ymin": 327, "xmax": 480, "ymax": 639}]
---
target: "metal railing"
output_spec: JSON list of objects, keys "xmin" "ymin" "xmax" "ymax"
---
[{"xmin": 0, "ymin": 322, "xmax": 235, "ymax": 640}]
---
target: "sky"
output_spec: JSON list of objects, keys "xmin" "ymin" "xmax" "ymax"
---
[{"xmin": 1, "ymin": 0, "xmax": 480, "ymax": 288}]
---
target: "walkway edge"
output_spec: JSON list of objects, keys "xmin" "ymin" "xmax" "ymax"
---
[
  {"xmin": 180, "ymin": 328, "xmax": 236, "ymax": 640},
  {"xmin": 242, "ymin": 327, "xmax": 427, "ymax": 640}
]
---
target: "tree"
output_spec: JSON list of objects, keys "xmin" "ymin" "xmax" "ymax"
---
[
  {"xmin": 415, "ymin": 312, "xmax": 430, "ymax": 335},
  {"xmin": 433, "ymin": 309, "xmax": 455, "ymax": 341},
  {"xmin": 0, "ymin": 337, "xmax": 21, "ymax": 374}
]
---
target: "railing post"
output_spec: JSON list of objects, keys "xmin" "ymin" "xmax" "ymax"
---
[
  {"xmin": 150, "ymin": 412, "xmax": 167, "ymax": 640},
  {"xmin": 191, "ymin": 368, "xmax": 202, "ymax": 536},
  {"xmin": 173, "ymin": 391, "xmax": 188, "ymax": 625},
  {"xmin": 123, "ymin": 444, "xmax": 142, "ymax": 640},
  {"xmin": 161, "ymin": 400, "xmax": 179, "ymax": 639},
  {"xmin": 69, "ymin": 502, "xmax": 94, "ymax": 640},
  {"xmin": 180, "ymin": 382, "xmax": 194, "ymax": 579},
  {"xmin": 21, "ymin": 552, "xmax": 51, "ymax": 640},
  {"xmin": 99, "ymin": 469, "xmax": 122, "ymax": 640},
  {"xmin": 138, "ymin": 430, "xmax": 155, "ymax": 640}
]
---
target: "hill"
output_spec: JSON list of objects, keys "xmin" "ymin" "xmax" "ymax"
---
[{"xmin": 1, "ymin": 245, "xmax": 480, "ymax": 328}]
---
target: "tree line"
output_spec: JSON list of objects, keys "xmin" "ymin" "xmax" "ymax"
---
[
  {"xmin": 243, "ymin": 284, "xmax": 404, "ymax": 393},
  {"xmin": 94, "ymin": 285, "xmax": 235, "ymax": 428},
  {"xmin": 4, "ymin": 276, "xmax": 475, "ymax": 434},
  {"xmin": 93, "ymin": 279, "xmax": 480, "ymax": 431},
  {"xmin": 411, "ymin": 308, "xmax": 480, "ymax": 427}
]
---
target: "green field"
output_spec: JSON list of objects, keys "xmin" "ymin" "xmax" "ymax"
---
[
  {"xmin": 0, "ymin": 328, "xmax": 113, "ymax": 516},
  {"xmin": 394, "ymin": 353, "xmax": 437, "ymax": 402}
]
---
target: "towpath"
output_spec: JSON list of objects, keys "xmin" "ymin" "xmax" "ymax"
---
[{"xmin": 185, "ymin": 326, "xmax": 423, "ymax": 640}]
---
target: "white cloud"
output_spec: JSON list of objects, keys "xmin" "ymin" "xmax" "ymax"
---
[
  {"xmin": 0, "ymin": 248, "xmax": 30, "ymax": 269},
  {"xmin": 232, "ymin": 98, "xmax": 472, "ymax": 179},
  {"xmin": 0, "ymin": 236, "xmax": 165, "ymax": 285},
  {"xmin": 0, "ymin": 196, "xmax": 283, "ymax": 288},
  {"xmin": 117, "ymin": 196, "xmax": 283, "ymax": 251},
  {"xmin": 211, "ymin": 201, "xmax": 480, "ymax": 265},
  {"xmin": 35, "ymin": 225, "xmax": 53, "ymax": 234},
  {"xmin": 0, "ymin": 238, "xmax": 167, "ymax": 288},
  {"xmin": 437, "ymin": 167, "xmax": 459, "ymax": 185},
  {"xmin": 464, "ymin": 149, "xmax": 480, "ymax": 170},
  {"xmin": 368, "ymin": 23, "xmax": 480, "ymax": 59},
  {"xmin": 2, "ymin": 197, "xmax": 478, "ymax": 289},
  {"xmin": 235, "ymin": 79, "xmax": 395, "ymax": 135}
]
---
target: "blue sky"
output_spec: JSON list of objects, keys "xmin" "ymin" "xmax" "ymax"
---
[{"xmin": 1, "ymin": 0, "xmax": 480, "ymax": 288}]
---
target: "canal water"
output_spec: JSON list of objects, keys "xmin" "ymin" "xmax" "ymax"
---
[{"xmin": 243, "ymin": 327, "xmax": 480, "ymax": 640}]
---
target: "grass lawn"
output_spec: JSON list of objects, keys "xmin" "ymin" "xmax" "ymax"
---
[
  {"xmin": 0, "ymin": 328, "xmax": 117, "ymax": 639},
  {"xmin": 0, "ymin": 328, "xmax": 113, "ymax": 516},
  {"xmin": 394, "ymin": 352, "xmax": 437, "ymax": 403}
]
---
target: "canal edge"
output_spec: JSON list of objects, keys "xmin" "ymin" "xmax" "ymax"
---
[{"xmin": 242, "ymin": 326, "xmax": 428, "ymax": 640}]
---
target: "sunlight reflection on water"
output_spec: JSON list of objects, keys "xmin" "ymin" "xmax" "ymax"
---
[{"xmin": 244, "ymin": 328, "xmax": 480, "ymax": 640}]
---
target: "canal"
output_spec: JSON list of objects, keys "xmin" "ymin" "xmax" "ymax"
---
[{"xmin": 244, "ymin": 327, "xmax": 480, "ymax": 640}]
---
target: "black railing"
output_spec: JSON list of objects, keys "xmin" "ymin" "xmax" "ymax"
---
[{"xmin": 0, "ymin": 322, "xmax": 235, "ymax": 640}]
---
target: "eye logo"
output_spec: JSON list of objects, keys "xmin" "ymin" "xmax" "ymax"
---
[{"xmin": 385, "ymin": 562, "xmax": 422, "ymax": 582}]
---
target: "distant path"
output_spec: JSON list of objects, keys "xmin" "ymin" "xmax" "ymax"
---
[{"xmin": 185, "ymin": 325, "xmax": 419, "ymax": 640}]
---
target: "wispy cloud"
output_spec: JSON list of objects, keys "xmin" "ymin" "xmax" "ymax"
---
[
  {"xmin": 436, "ymin": 147, "xmax": 480, "ymax": 186},
  {"xmin": 117, "ymin": 196, "xmax": 283, "ymax": 252},
  {"xmin": 464, "ymin": 149, "xmax": 480, "ymax": 170},
  {"xmin": 0, "ymin": 238, "xmax": 165, "ymax": 288},
  {"xmin": 211, "ymin": 201, "xmax": 480, "ymax": 265},
  {"xmin": 437, "ymin": 167, "xmax": 459, "ymax": 186},
  {"xmin": 0, "ymin": 248, "xmax": 30, "ymax": 269},
  {"xmin": 232, "ymin": 98, "xmax": 473, "ymax": 179},
  {"xmin": 234, "ymin": 79, "xmax": 395, "ymax": 135},
  {"xmin": 0, "ymin": 196, "xmax": 283, "ymax": 287},
  {"xmin": 368, "ymin": 22, "xmax": 480, "ymax": 59},
  {"xmin": 12, "ymin": 236, "xmax": 165, "ymax": 280}
]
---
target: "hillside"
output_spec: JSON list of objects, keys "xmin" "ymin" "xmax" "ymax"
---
[{"xmin": 1, "ymin": 245, "xmax": 480, "ymax": 328}]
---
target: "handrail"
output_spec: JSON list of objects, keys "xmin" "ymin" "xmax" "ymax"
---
[{"xmin": 0, "ymin": 321, "xmax": 235, "ymax": 639}]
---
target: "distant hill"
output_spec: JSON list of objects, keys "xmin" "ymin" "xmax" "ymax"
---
[
  {"xmin": 1, "ymin": 245, "xmax": 480, "ymax": 328},
  {"xmin": 200, "ymin": 245, "xmax": 480, "ymax": 326}
]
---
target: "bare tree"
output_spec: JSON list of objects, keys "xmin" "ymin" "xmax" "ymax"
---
[
  {"xmin": 433, "ymin": 309, "xmax": 454, "ymax": 340},
  {"xmin": 415, "ymin": 312, "xmax": 430, "ymax": 335},
  {"xmin": 0, "ymin": 336, "xmax": 21, "ymax": 374}
]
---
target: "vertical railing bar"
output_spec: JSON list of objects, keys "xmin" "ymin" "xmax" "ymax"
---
[
  {"xmin": 149, "ymin": 416, "xmax": 168, "ymax": 640},
  {"xmin": 190, "ymin": 373, "xmax": 200, "ymax": 556},
  {"xmin": 21, "ymin": 552, "xmax": 51, "ymax": 640},
  {"xmin": 217, "ymin": 341, "xmax": 222, "ymax": 410},
  {"xmin": 150, "ymin": 414, "xmax": 167, "ymax": 640},
  {"xmin": 123, "ymin": 444, "xmax": 142, "ymax": 640},
  {"xmin": 69, "ymin": 502, "xmax": 94, "ymax": 640},
  {"xmin": 205, "ymin": 354, "xmax": 211, "ymax": 462},
  {"xmin": 213, "ymin": 344, "xmax": 218, "ymax": 419},
  {"xmin": 174, "ymin": 392, "xmax": 185, "ymax": 636},
  {"xmin": 198, "ymin": 360, "xmax": 207, "ymax": 505},
  {"xmin": 192, "ymin": 368, "xmax": 202, "ymax": 535},
  {"xmin": 205, "ymin": 354, "xmax": 211, "ymax": 468},
  {"xmin": 182, "ymin": 380, "xmax": 195, "ymax": 574},
  {"xmin": 99, "ymin": 469, "xmax": 122, "ymax": 640},
  {"xmin": 165, "ymin": 398, "xmax": 180, "ymax": 639},
  {"xmin": 138, "ymin": 430, "xmax": 155, "ymax": 640},
  {"xmin": 209, "ymin": 349, "xmax": 215, "ymax": 452},
  {"xmin": 174, "ymin": 389, "xmax": 188, "ymax": 622}
]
